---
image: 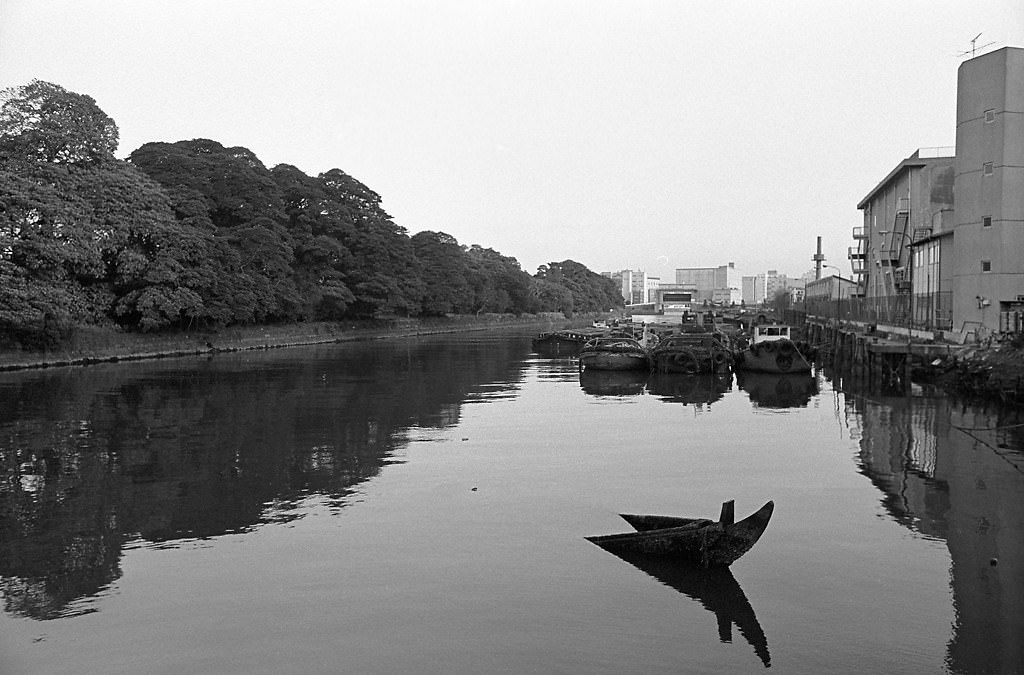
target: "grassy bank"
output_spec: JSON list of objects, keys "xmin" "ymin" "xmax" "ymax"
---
[{"xmin": 0, "ymin": 313, "xmax": 573, "ymax": 372}]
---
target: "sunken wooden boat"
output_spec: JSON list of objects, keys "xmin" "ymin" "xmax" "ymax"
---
[
  {"xmin": 586, "ymin": 500, "xmax": 774, "ymax": 568},
  {"xmin": 577, "ymin": 336, "xmax": 651, "ymax": 371},
  {"xmin": 649, "ymin": 333, "xmax": 733, "ymax": 375}
]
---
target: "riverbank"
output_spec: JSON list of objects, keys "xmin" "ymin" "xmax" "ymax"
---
[
  {"xmin": 929, "ymin": 339, "xmax": 1024, "ymax": 405},
  {"xmin": 0, "ymin": 313, "xmax": 574, "ymax": 373}
]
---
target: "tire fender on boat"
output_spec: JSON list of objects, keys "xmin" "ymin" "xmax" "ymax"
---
[{"xmin": 677, "ymin": 350, "xmax": 700, "ymax": 374}]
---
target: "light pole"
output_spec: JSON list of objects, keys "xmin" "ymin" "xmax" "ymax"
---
[
  {"xmin": 822, "ymin": 264, "xmax": 843, "ymax": 355},
  {"xmin": 822, "ymin": 264, "xmax": 842, "ymax": 327}
]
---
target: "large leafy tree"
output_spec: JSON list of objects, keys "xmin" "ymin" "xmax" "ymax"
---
[
  {"xmin": 411, "ymin": 231, "xmax": 473, "ymax": 315},
  {"xmin": 535, "ymin": 260, "xmax": 623, "ymax": 315},
  {"xmin": 0, "ymin": 80, "xmax": 207, "ymax": 343},
  {"xmin": 130, "ymin": 140, "xmax": 302, "ymax": 324},
  {"xmin": 0, "ymin": 80, "xmax": 117, "ymax": 164},
  {"xmin": 319, "ymin": 169, "xmax": 422, "ymax": 318},
  {"xmin": 530, "ymin": 277, "xmax": 574, "ymax": 315},
  {"xmin": 270, "ymin": 164, "xmax": 356, "ymax": 319},
  {"xmin": 465, "ymin": 245, "xmax": 535, "ymax": 315}
]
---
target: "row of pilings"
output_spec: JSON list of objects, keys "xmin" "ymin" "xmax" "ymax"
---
[
  {"xmin": 804, "ymin": 320, "xmax": 915, "ymax": 393},
  {"xmin": 783, "ymin": 309, "xmax": 959, "ymax": 395},
  {"xmin": 782, "ymin": 310, "xmax": 1024, "ymax": 405}
]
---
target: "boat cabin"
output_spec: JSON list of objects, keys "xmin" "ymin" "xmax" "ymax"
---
[{"xmin": 750, "ymin": 324, "xmax": 792, "ymax": 344}]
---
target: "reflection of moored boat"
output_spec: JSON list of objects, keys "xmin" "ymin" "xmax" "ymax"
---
[
  {"xmin": 578, "ymin": 336, "xmax": 650, "ymax": 371},
  {"xmin": 647, "ymin": 372, "xmax": 732, "ymax": 406},
  {"xmin": 579, "ymin": 369, "xmax": 649, "ymax": 396},
  {"xmin": 737, "ymin": 371, "xmax": 818, "ymax": 408},
  {"xmin": 597, "ymin": 550, "xmax": 771, "ymax": 667},
  {"xmin": 649, "ymin": 333, "xmax": 733, "ymax": 374},
  {"xmin": 734, "ymin": 324, "xmax": 814, "ymax": 374},
  {"xmin": 586, "ymin": 500, "xmax": 774, "ymax": 568}
]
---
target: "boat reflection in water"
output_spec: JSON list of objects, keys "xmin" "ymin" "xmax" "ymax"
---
[
  {"xmin": 647, "ymin": 372, "xmax": 733, "ymax": 406},
  {"xmin": 578, "ymin": 369, "xmax": 649, "ymax": 397},
  {"xmin": 597, "ymin": 549, "xmax": 770, "ymax": 668},
  {"xmin": 737, "ymin": 371, "xmax": 818, "ymax": 409}
]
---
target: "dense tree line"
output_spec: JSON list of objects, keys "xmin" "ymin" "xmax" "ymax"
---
[{"xmin": 0, "ymin": 81, "xmax": 623, "ymax": 348}]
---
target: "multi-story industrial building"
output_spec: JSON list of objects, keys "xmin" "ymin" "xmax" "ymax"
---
[
  {"xmin": 854, "ymin": 149, "xmax": 955, "ymax": 328},
  {"xmin": 850, "ymin": 46, "xmax": 1024, "ymax": 338},
  {"xmin": 952, "ymin": 47, "xmax": 1024, "ymax": 334},
  {"xmin": 675, "ymin": 262, "xmax": 742, "ymax": 304}
]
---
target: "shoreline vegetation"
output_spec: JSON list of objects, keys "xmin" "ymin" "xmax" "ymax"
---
[
  {"xmin": 0, "ymin": 313, "xmax": 574, "ymax": 373},
  {"xmin": 1, "ymin": 82, "xmax": 626, "ymax": 352}
]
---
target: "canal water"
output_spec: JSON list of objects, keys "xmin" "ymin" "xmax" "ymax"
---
[{"xmin": 1, "ymin": 329, "xmax": 1021, "ymax": 674}]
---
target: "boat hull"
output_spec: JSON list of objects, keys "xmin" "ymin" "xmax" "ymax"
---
[
  {"xmin": 649, "ymin": 334, "xmax": 733, "ymax": 374},
  {"xmin": 578, "ymin": 336, "xmax": 651, "ymax": 371},
  {"xmin": 650, "ymin": 349, "xmax": 731, "ymax": 374},
  {"xmin": 532, "ymin": 329, "xmax": 607, "ymax": 355},
  {"xmin": 586, "ymin": 500, "xmax": 774, "ymax": 568},
  {"xmin": 735, "ymin": 339, "xmax": 812, "ymax": 374}
]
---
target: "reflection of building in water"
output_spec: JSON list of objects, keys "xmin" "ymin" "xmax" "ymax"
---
[{"xmin": 850, "ymin": 396, "xmax": 1024, "ymax": 673}]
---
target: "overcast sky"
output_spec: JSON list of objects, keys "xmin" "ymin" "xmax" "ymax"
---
[{"xmin": 2, "ymin": 1, "xmax": 1022, "ymax": 280}]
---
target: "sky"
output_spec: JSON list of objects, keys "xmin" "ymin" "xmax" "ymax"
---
[{"xmin": 2, "ymin": 1, "xmax": 1023, "ymax": 282}]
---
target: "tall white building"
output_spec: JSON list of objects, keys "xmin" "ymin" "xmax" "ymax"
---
[
  {"xmin": 603, "ymin": 269, "xmax": 660, "ymax": 304},
  {"xmin": 742, "ymin": 270, "xmax": 802, "ymax": 305}
]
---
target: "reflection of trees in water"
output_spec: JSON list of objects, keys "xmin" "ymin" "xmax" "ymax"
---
[
  {"xmin": 0, "ymin": 337, "xmax": 528, "ymax": 619},
  {"xmin": 848, "ymin": 394, "xmax": 1024, "ymax": 673}
]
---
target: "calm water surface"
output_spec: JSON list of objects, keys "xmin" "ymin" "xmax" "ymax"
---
[{"xmin": 1, "ymin": 329, "xmax": 1022, "ymax": 674}]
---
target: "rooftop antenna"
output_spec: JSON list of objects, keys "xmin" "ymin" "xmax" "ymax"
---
[{"xmin": 958, "ymin": 33, "xmax": 996, "ymax": 58}]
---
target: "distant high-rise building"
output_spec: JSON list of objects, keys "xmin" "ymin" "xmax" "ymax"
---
[
  {"xmin": 602, "ymin": 269, "xmax": 660, "ymax": 304},
  {"xmin": 742, "ymin": 270, "xmax": 801, "ymax": 305}
]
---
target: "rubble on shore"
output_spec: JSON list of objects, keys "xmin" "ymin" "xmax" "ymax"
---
[{"xmin": 929, "ymin": 339, "xmax": 1024, "ymax": 405}]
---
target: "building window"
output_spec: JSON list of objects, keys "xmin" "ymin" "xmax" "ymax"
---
[
  {"xmin": 983, "ymin": 162, "xmax": 993, "ymax": 175},
  {"xmin": 984, "ymin": 109, "xmax": 995, "ymax": 123},
  {"xmin": 982, "ymin": 260, "xmax": 992, "ymax": 273},
  {"xmin": 983, "ymin": 216, "xmax": 992, "ymax": 228}
]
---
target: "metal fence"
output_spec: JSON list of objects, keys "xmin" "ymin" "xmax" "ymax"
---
[{"xmin": 800, "ymin": 292, "xmax": 953, "ymax": 331}]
